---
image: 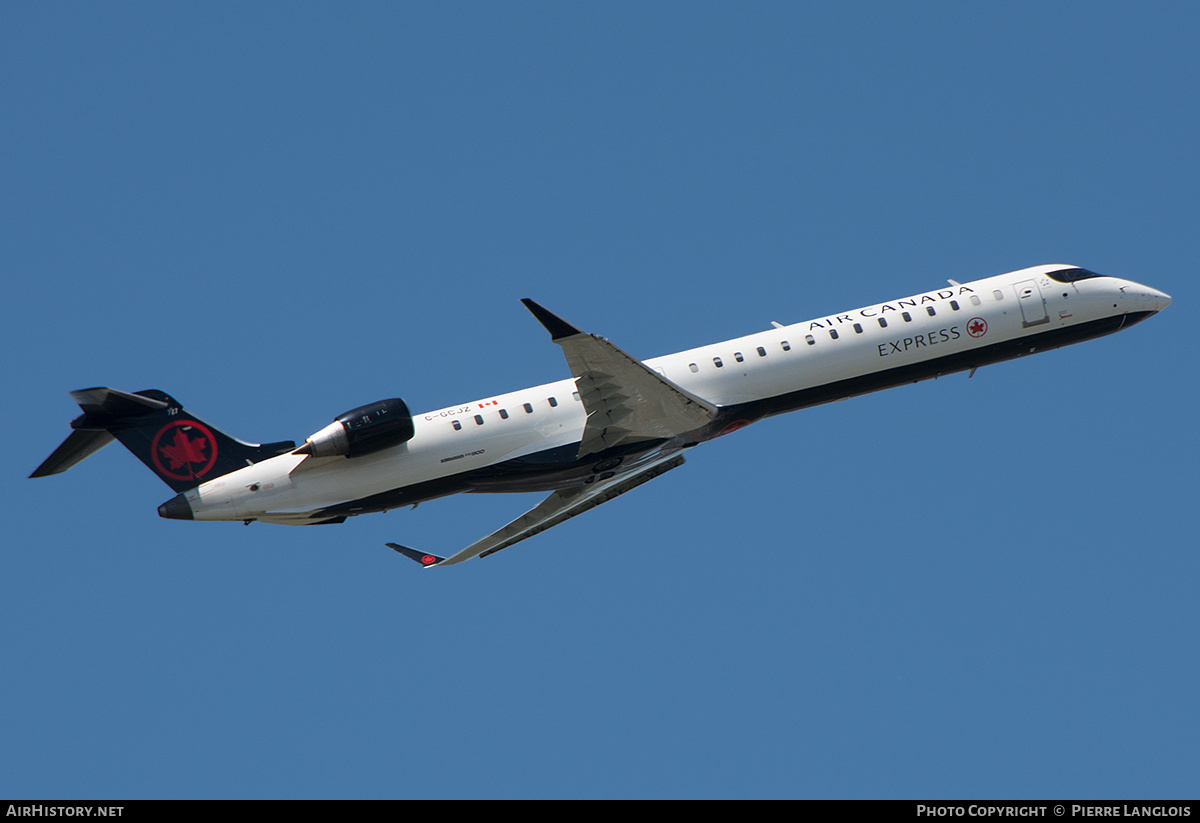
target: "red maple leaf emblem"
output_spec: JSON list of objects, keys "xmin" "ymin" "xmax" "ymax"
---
[
  {"xmin": 150, "ymin": 420, "xmax": 219, "ymax": 482},
  {"xmin": 967, "ymin": 318, "xmax": 988, "ymax": 338},
  {"xmin": 159, "ymin": 428, "xmax": 210, "ymax": 471}
]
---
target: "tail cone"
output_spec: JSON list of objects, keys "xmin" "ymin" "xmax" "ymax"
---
[{"xmin": 158, "ymin": 493, "xmax": 193, "ymax": 520}]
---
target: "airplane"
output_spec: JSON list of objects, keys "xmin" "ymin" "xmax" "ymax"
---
[{"xmin": 31, "ymin": 264, "xmax": 1170, "ymax": 568}]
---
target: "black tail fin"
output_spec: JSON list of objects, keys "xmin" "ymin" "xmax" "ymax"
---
[{"xmin": 31, "ymin": 387, "xmax": 296, "ymax": 493}]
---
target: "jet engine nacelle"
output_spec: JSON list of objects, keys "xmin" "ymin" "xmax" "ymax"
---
[{"xmin": 297, "ymin": 398, "xmax": 415, "ymax": 458}]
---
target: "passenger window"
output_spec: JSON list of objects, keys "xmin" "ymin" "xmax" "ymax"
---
[
  {"xmin": 756, "ymin": 346, "xmax": 766, "ymax": 357},
  {"xmin": 852, "ymin": 323, "xmax": 863, "ymax": 334},
  {"xmin": 572, "ymin": 392, "xmax": 580, "ymax": 401},
  {"xmin": 902, "ymin": 312, "xmax": 912, "ymax": 322},
  {"xmin": 926, "ymin": 306, "xmax": 936, "ymax": 317},
  {"xmin": 452, "ymin": 420, "xmax": 462, "ymax": 431},
  {"xmin": 805, "ymin": 334, "xmax": 815, "ymax": 345},
  {"xmin": 499, "ymin": 409, "xmax": 509, "ymax": 420},
  {"xmin": 714, "ymin": 357, "xmax": 723, "ymax": 368},
  {"xmin": 970, "ymin": 295, "xmax": 981, "ymax": 307},
  {"xmin": 523, "ymin": 403, "xmax": 533, "ymax": 414},
  {"xmin": 829, "ymin": 329, "xmax": 839, "ymax": 340},
  {"xmin": 878, "ymin": 318, "xmax": 888, "ymax": 328},
  {"xmin": 734, "ymin": 352, "xmax": 744, "ymax": 362},
  {"xmin": 474, "ymin": 415, "xmax": 484, "ymax": 425},
  {"xmin": 689, "ymin": 363, "xmax": 699, "ymax": 373},
  {"xmin": 548, "ymin": 397, "xmax": 558, "ymax": 407},
  {"xmin": 781, "ymin": 341, "xmax": 791, "ymax": 351},
  {"xmin": 993, "ymin": 290, "xmax": 1004, "ymax": 301},
  {"xmin": 949, "ymin": 300, "xmax": 960, "ymax": 311}
]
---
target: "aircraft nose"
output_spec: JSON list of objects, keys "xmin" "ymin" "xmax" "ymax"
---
[
  {"xmin": 1147, "ymin": 287, "xmax": 1172, "ymax": 312},
  {"xmin": 158, "ymin": 493, "xmax": 193, "ymax": 520},
  {"xmin": 1120, "ymin": 282, "xmax": 1172, "ymax": 314}
]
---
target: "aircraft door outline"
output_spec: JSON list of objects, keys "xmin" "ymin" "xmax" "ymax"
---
[{"xmin": 1014, "ymin": 279, "xmax": 1050, "ymax": 327}]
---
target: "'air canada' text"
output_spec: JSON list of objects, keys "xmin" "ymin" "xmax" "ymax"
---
[{"xmin": 808, "ymin": 286, "xmax": 977, "ymax": 331}]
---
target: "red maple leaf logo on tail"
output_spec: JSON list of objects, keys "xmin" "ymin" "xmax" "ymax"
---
[
  {"xmin": 159, "ymin": 428, "xmax": 210, "ymax": 471},
  {"xmin": 150, "ymin": 420, "xmax": 219, "ymax": 482}
]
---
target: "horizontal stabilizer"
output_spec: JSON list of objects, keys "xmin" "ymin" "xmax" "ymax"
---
[
  {"xmin": 30, "ymin": 387, "xmax": 169, "ymax": 479},
  {"xmin": 70, "ymin": 387, "xmax": 169, "ymax": 420},
  {"xmin": 32, "ymin": 386, "xmax": 296, "ymax": 491},
  {"xmin": 29, "ymin": 429, "xmax": 116, "ymax": 478}
]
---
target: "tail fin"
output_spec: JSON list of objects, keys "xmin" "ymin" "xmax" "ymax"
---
[{"xmin": 31, "ymin": 387, "xmax": 296, "ymax": 492}]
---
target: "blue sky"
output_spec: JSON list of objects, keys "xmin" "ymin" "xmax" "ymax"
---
[{"xmin": 3, "ymin": 3, "xmax": 1197, "ymax": 799}]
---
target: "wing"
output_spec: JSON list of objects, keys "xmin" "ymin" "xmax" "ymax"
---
[
  {"xmin": 521, "ymin": 299, "xmax": 718, "ymax": 458},
  {"xmin": 388, "ymin": 452, "xmax": 686, "ymax": 567}
]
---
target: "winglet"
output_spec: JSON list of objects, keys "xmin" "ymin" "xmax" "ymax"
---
[
  {"xmin": 521, "ymin": 299, "xmax": 583, "ymax": 341},
  {"xmin": 386, "ymin": 543, "xmax": 445, "ymax": 568}
]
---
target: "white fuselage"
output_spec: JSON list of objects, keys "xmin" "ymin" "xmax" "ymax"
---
[{"xmin": 181, "ymin": 265, "xmax": 1170, "ymax": 524}]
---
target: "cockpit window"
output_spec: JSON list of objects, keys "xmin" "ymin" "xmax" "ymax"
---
[{"xmin": 1047, "ymin": 267, "xmax": 1105, "ymax": 283}]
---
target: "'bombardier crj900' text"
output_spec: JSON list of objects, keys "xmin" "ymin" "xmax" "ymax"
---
[{"xmin": 31, "ymin": 265, "xmax": 1170, "ymax": 567}]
